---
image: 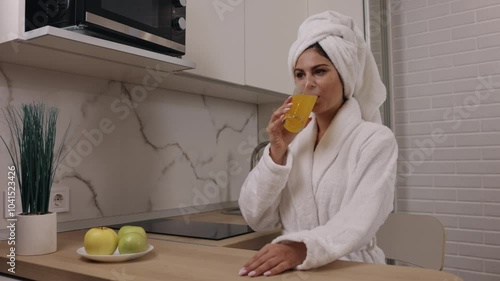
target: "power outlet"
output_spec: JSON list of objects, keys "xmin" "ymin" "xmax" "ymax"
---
[
  {"xmin": 49, "ymin": 186, "xmax": 70, "ymax": 213},
  {"xmin": 2, "ymin": 186, "xmax": 70, "ymax": 217}
]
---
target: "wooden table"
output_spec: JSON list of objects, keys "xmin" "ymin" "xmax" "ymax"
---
[{"xmin": 0, "ymin": 229, "xmax": 463, "ymax": 281}]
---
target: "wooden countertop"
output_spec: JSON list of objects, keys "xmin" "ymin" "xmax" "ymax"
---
[{"xmin": 0, "ymin": 210, "xmax": 463, "ymax": 281}]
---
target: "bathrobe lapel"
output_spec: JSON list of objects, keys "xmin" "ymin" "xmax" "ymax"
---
[
  {"xmin": 287, "ymin": 118, "xmax": 319, "ymax": 230},
  {"xmin": 286, "ymin": 99, "xmax": 363, "ymax": 230},
  {"xmin": 312, "ymin": 99, "xmax": 363, "ymax": 192}
]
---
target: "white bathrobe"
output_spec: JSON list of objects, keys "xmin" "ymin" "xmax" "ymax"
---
[{"xmin": 238, "ymin": 98, "xmax": 398, "ymax": 270}]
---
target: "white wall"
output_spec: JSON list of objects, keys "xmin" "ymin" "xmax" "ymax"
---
[{"xmin": 391, "ymin": 0, "xmax": 500, "ymax": 280}]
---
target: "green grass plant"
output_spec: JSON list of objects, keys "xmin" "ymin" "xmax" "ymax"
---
[{"xmin": 1, "ymin": 103, "xmax": 69, "ymax": 215}]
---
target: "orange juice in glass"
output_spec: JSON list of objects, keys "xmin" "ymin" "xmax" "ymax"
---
[{"xmin": 284, "ymin": 93, "xmax": 317, "ymax": 133}]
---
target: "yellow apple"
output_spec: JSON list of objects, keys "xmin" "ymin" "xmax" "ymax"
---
[
  {"xmin": 118, "ymin": 225, "xmax": 147, "ymax": 240},
  {"xmin": 118, "ymin": 232, "xmax": 148, "ymax": 254},
  {"xmin": 83, "ymin": 227, "xmax": 118, "ymax": 255}
]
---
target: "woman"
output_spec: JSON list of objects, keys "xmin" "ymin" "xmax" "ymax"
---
[{"xmin": 238, "ymin": 11, "xmax": 398, "ymax": 277}]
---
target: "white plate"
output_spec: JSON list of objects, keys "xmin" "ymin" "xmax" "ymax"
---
[{"xmin": 77, "ymin": 244, "xmax": 154, "ymax": 262}]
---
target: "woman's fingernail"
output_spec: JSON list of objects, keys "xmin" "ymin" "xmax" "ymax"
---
[
  {"xmin": 248, "ymin": 271, "xmax": 256, "ymax": 277},
  {"xmin": 287, "ymin": 103, "xmax": 293, "ymax": 106},
  {"xmin": 284, "ymin": 108, "xmax": 290, "ymax": 112},
  {"xmin": 238, "ymin": 268, "xmax": 247, "ymax": 276},
  {"xmin": 264, "ymin": 271, "xmax": 272, "ymax": 276}
]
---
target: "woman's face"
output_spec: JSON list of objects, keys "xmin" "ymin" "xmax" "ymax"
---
[{"xmin": 293, "ymin": 48, "xmax": 344, "ymax": 118}]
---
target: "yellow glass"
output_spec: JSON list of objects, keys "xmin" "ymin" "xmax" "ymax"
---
[{"xmin": 284, "ymin": 94, "xmax": 317, "ymax": 133}]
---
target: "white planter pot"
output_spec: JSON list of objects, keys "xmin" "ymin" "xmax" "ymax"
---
[{"xmin": 16, "ymin": 212, "xmax": 57, "ymax": 255}]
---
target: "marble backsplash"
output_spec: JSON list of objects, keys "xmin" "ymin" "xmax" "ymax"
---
[{"xmin": 0, "ymin": 63, "xmax": 258, "ymax": 229}]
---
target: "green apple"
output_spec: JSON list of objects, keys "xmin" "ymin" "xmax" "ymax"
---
[
  {"xmin": 118, "ymin": 225, "xmax": 147, "ymax": 240},
  {"xmin": 118, "ymin": 232, "xmax": 148, "ymax": 254},
  {"xmin": 83, "ymin": 227, "xmax": 118, "ymax": 255}
]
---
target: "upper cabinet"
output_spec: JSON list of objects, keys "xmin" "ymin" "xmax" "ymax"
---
[
  {"xmin": 308, "ymin": 0, "xmax": 365, "ymax": 33},
  {"xmin": 0, "ymin": 1, "xmax": 365, "ymax": 104},
  {"xmin": 0, "ymin": 1, "xmax": 22, "ymax": 44},
  {"xmin": 184, "ymin": 0, "xmax": 365, "ymax": 96},
  {"xmin": 183, "ymin": 0, "xmax": 308, "ymax": 95},
  {"xmin": 184, "ymin": 0, "xmax": 245, "ymax": 85},
  {"xmin": 244, "ymin": 0, "xmax": 308, "ymax": 95}
]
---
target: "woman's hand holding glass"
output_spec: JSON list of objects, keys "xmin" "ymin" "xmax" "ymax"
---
[
  {"xmin": 267, "ymin": 96, "xmax": 310, "ymax": 165},
  {"xmin": 266, "ymin": 90, "xmax": 314, "ymax": 165}
]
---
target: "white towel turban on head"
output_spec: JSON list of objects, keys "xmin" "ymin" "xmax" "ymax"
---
[{"xmin": 288, "ymin": 11, "xmax": 386, "ymax": 123}]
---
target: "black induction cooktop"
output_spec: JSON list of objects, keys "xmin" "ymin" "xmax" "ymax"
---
[{"xmin": 110, "ymin": 218, "xmax": 254, "ymax": 241}]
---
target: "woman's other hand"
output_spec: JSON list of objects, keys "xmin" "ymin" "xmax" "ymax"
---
[
  {"xmin": 267, "ymin": 96, "xmax": 311, "ymax": 165},
  {"xmin": 238, "ymin": 242, "xmax": 307, "ymax": 277}
]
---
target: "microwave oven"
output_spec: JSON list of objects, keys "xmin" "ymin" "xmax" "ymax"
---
[{"xmin": 25, "ymin": 0, "xmax": 187, "ymax": 57}]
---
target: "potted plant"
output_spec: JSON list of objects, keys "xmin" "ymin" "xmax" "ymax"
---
[{"xmin": 1, "ymin": 103, "xmax": 69, "ymax": 255}]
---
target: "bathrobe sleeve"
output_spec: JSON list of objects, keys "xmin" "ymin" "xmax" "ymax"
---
[
  {"xmin": 272, "ymin": 127, "xmax": 398, "ymax": 270},
  {"xmin": 238, "ymin": 145, "xmax": 293, "ymax": 231}
]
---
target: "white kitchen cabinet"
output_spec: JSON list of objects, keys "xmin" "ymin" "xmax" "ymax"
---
[
  {"xmin": 244, "ymin": 0, "xmax": 308, "ymax": 95},
  {"xmin": 184, "ymin": 0, "xmax": 245, "ymax": 85},
  {"xmin": 0, "ymin": 1, "xmax": 22, "ymax": 44},
  {"xmin": 0, "ymin": 1, "xmax": 286, "ymax": 104},
  {"xmin": 308, "ymin": 0, "xmax": 365, "ymax": 34},
  {"xmin": 244, "ymin": 1, "xmax": 365, "ymax": 95},
  {"xmin": 0, "ymin": 1, "xmax": 366, "ymax": 104}
]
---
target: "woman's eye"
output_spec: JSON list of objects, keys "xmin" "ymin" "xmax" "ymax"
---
[
  {"xmin": 295, "ymin": 72, "xmax": 305, "ymax": 79},
  {"xmin": 315, "ymin": 69, "xmax": 326, "ymax": 75}
]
